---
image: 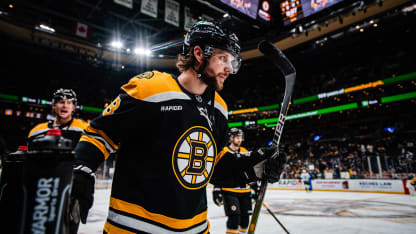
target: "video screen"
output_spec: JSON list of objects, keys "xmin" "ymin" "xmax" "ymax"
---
[
  {"xmin": 281, "ymin": 0, "xmax": 344, "ymax": 26},
  {"xmin": 220, "ymin": 0, "xmax": 260, "ymax": 19},
  {"xmin": 302, "ymin": 0, "xmax": 344, "ymax": 17}
]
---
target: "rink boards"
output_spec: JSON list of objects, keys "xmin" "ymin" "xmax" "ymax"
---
[
  {"xmin": 268, "ymin": 179, "xmax": 411, "ymax": 194},
  {"xmin": 96, "ymin": 179, "xmax": 411, "ymax": 194}
]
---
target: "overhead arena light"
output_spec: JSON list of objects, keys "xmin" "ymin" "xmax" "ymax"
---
[
  {"xmin": 35, "ymin": 24, "xmax": 55, "ymax": 34},
  {"xmin": 110, "ymin": 40, "xmax": 123, "ymax": 49},
  {"xmin": 133, "ymin": 47, "xmax": 152, "ymax": 56}
]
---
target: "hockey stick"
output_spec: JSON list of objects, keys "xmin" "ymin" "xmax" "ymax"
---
[
  {"xmin": 263, "ymin": 203, "xmax": 290, "ymax": 234},
  {"xmin": 248, "ymin": 40, "xmax": 296, "ymax": 234}
]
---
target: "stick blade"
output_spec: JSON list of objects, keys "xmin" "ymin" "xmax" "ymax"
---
[{"xmin": 258, "ymin": 40, "xmax": 296, "ymax": 76}]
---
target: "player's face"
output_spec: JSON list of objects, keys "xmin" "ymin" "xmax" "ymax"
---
[
  {"xmin": 202, "ymin": 49, "xmax": 236, "ymax": 91},
  {"xmin": 231, "ymin": 135, "xmax": 243, "ymax": 147},
  {"xmin": 53, "ymin": 99, "xmax": 75, "ymax": 121}
]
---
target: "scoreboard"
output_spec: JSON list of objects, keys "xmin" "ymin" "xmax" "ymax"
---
[{"xmin": 280, "ymin": 0, "xmax": 345, "ymax": 26}]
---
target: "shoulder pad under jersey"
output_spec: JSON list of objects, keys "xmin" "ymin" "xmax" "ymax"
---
[
  {"xmin": 239, "ymin": 146, "xmax": 249, "ymax": 153},
  {"xmin": 121, "ymin": 71, "xmax": 190, "ymax": 103},
  {"xmin": 28, "ymin": 122, "xmax": 49, "ymax": 138},
  {"xmin": 69, "ymin": 119, "xmax": 89, "ymax": 132}
]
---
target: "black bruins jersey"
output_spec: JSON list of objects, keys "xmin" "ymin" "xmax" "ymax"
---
[
  {"xmin": 214, "ymin": 146, "xmax": 251, "ymax": 194},
  {"xmin": 28, "ymin": 118, "xmax": 88, "ymax": 149},
  {"xmin": 75, "ymin": 71, "xmax": 231, "ymax": 233}
]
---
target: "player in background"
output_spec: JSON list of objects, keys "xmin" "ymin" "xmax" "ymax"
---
[
  {"xmin": 406, "ymin": 176, "xmax": 416, "ymax": 196},
  {"xmin": 300, "ymin": 169, "xmax": 311, "ymax": 192},
  {"xmin": 70, "ymin": 20, "xmax": 287, "ymax": 233},
  {"xmin": 27, "ymin": 88, "xmax": 88, "ymax": 148},
  {"xmin": 212, "ymin": 128, "xmax": 254, "ymax": 233}
]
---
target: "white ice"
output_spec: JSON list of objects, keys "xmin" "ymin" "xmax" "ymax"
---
[{"xmin": 78, "ymin": 187, "xmax": 416, "ymax": 234}]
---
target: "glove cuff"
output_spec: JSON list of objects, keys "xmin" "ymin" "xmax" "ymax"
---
[{"xmin": 74, "ymin": 164, "xmax": 95, "ymax": 177}]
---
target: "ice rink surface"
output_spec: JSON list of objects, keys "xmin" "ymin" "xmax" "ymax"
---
[{"xmin": 78, "ymin": 187, "xmax": 416, "ymax": 234}]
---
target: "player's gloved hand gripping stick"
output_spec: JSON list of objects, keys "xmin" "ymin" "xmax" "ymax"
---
[{"xmin": 248, "ymin": 40, "xmax": 296, "ymax": 234}]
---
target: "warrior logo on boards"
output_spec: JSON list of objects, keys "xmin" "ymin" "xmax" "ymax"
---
[{"xmin": 172, "ymin": 126, "xmax": 217, "ymax": 190}]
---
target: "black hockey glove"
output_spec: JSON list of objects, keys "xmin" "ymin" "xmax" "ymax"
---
[
  {"xmin": 264, "ymin": 152, "xmax": 287, "ymax": 183},
  {"xmin": 212, "ymin": 187, "xmax": 223, "ymax": 206},
  {"xmin": 246, "ymin": 146, "xmax": 287, "ymax": 183},
  {"xmin": 70, "ymin": 164, "xmax": 95, "ymax": 224}
]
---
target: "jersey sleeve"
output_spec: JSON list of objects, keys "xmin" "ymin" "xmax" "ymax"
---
[{"xmin": 75, "ymin": 85, "xmax": 143, "ymax": 171}]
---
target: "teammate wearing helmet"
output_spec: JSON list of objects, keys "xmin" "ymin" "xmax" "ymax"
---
[
  {"xmin": 71, "ymin": 21, "xmax": 287, "ymax": 233},
  {"xmin": 212, "ymin": 128, "xmax": 253, "ymax": 233},
  {"xmin": 28, "ymin": 88, "xmax": 88, "ymax": 148}
]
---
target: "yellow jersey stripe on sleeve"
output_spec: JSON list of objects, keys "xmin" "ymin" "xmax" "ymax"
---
[
  {"xmin": 215, "ymin": 147, "xmax": 232, "ymax": 165},
  {"xmin": 79, "ymin": 135, "xmax": 110, "ymax": 159},
  {"xmin": 85, "ymin": 125, "xmax": 119, "ymax": 151}
]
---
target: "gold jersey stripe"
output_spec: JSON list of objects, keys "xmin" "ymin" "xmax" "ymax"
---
[
  {"xmin": 215, "ymin": 147, "xmax": 232, "ymax": 165},
  {"xmin": 214, "ymin": 92, "xmax": 228, "ymax": 112},
  {"xmin": 85, "ymin": 125, "xmax": 119, "ymax": 151},
  {"xmin": 204, "ymin": 222, "xmax": 210, "ymax": 234},
  {"xmin": 226, "ymin": 229, "xmax": 239, "ymax": 233},
  {"xmin": 79, "ymin": 135, "xmax": 110, "ymax": 159},
  {"xmin": 104, "ymin": 221, "xmax": 135, "ymax": 234},
  {"xmin": 110, "ymin": 197, "xmax": 208, "ymax": 229},
  {"xmin": 221, "ymin": 187, "xmax": 251, "ymax": 193}
]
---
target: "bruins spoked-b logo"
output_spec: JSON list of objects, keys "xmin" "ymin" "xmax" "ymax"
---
[{"xmin": 172, "ymin": 126, "xmax": 217, "ymax": 190}]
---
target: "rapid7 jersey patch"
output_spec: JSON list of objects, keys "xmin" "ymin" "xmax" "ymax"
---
[{"xmin": 172, "ymin": 126, "xmax": 217, "ymax": 190}]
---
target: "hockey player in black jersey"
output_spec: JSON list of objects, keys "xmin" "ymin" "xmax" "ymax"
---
[
  {"xmin": 71, "ymin": 20, "xmax": 287, "ymax": 233},
  {"xmin": 28, "ymin": 88, "xmax": 88, "ymax": 148},
  {"xmin": 212, "ymin": 128, "xmax": 253, "ymax": 233}
]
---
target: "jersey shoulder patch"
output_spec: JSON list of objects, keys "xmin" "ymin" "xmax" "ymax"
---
[{"xmin": 121, "ymin": 71, "xmax": 189, "ymax": 102}]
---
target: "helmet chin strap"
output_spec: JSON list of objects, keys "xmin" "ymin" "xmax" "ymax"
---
[{"xmin": 193, "ymin": 59, "xmax": 207, "ymax": 79}]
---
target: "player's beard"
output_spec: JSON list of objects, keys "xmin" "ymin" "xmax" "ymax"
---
[
  {"xmin": 232, "ymin": 139, "xmax": 241, "ymax": 148},
  {"xmin": 199, "ymin": 63, "xmax": 227, "ymax": 91},
  {"xmin": 201, "ymin": 71, "xmax": 228, "ymax": 91}
]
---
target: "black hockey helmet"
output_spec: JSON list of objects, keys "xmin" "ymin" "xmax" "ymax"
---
[
  {"xmin": 229, "ymin": 127, "xmax": 244, "ymax": 139},
  {"xmin": 182, "ymin": 20, "xmax": 242, "ymax": 74},
  {"xmin": 52, "ymin": 88, "xmax": 77, "ymax": 106}
]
